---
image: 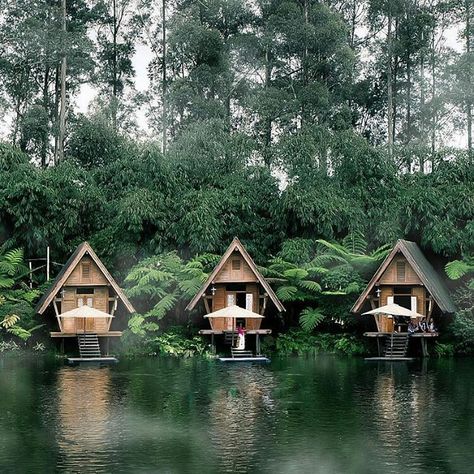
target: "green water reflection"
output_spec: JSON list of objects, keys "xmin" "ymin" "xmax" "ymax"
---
[{"xmin": 0, "ymin": 356, "xmax": 472, "ymax": 473}]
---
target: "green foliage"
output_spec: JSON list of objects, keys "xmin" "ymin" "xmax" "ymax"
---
[
  {"xmin": 445, "ymin": 258, "xmax": 474, "ymax": 280},
  {"xmin": 274, "ymin": 329, "xmax": 367, "ymax": 357},
  {"xmin": 124, "ymin": 328, "xmax": 210, "ymax": 358},
  {"xmin": 125, "ymin": 251, "xmax": 215, "ymax": 335},
  {"xmin": 0, "ymin": 247, "xmax": 40, "ymax": 342},
  {"xmin": 434, "ymin": 342, "xmax": 455, "ymax": 358},
  {"xmin": 299, "ymin": 308, "xmax": 325, "ymax": 332}
]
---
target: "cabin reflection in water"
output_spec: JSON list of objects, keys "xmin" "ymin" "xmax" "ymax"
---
[
  {"xmin": 371, "ymin": 364, "xmax": 436, "ymax": 464},
  {"xmin": 209, "ymin": 367, "xmax": 276, "ymax": 472},
  {"xmin": 55, "ymin": 367, "xmax": 115, "ymax": 470}
]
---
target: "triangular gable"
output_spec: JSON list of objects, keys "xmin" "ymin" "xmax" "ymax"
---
[
  {"xmin": 351, "ymin": 239, "xmax": 456, "ymax": 314},
  {"xmin": 35, "ymin": 242, "xmax": 135, "ymax": 314},
  {"xmin": 186, "ymin": 237, "xmax": 285, "ymax": 312}
]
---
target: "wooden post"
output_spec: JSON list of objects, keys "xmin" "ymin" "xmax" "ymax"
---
[
  {"xmin": 106, "ymin": 337, "xmax": 110, "ymax": 356},
  {"xmin": 211, "ymin": 333, "xmax": 215, "ymax": 354},
  {"xmin": 376, "ymin": 337, "xmax": 381, "ymax": 357},
  {"xmin": 256, "ymin": 333, "xmax": 260, "ymax": 355},
  {"xmin": 60, "ymin": 338, "xmax": 65, "ymax": 354},
  {"xmin": 421, "ymin": 337, "xmax": 429, "ymax": 357}
]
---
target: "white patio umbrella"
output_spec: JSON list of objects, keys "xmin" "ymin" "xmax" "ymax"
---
[
  {"xmin": 363, "ymin": 303, "xmax": 424, "ymax": 319},
  {"xmin": 59, "ymin": 306, "xmax": 114, "ymax": 318},
  {"xmin": 204, "ymin": 305, "xmax": 264, "ymax": 319}
]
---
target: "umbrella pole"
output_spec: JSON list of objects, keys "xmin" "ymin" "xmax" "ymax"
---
[{"xmin": 232, "ymin": 317, "xmax": 235, "ymax": 347}]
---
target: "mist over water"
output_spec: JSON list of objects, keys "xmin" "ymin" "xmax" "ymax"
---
[{"xmin": 0, "ymin": 356, "xmax": 473, "ymax": 473}]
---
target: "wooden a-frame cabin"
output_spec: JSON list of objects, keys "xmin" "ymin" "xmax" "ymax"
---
[
  {"xmin": 35, "ymin": 242, "xmax": 135, "ymax": 357},
  {"xmin": 186, "ymin": 237, "xmax": 285, "ymax": 355},
  {"xmin": 352, "ymin": 239, "xmax": 455, "ymax": 357}
]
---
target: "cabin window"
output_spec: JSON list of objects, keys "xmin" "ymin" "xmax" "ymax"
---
[
  {"xmin": 226, "ymin": 283, "xmax": 246, "ymax": 292},
  {"xmin": 76, "ymin": 287, "xmax": 94, "ymax": 295},
  {"xmin": 396, "ymin": 261, "xmax": 406, "ymax": 282},
  {"xmin": 393, "ymin": 286, "xmax": 411, "ymax": 295},
  {"xmin": 77, "ymin": 297, "xmax": 93, "ymax": 308},
  {"xmin": 232, "ymin": 259, "xmax": 241, "ymax": 271},
  {"xmin": 81, "ymin": 263, "xmax": 91, "ymax": 280}
]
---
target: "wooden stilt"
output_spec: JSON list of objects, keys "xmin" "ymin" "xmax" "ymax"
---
[
  {"xmin": 256, "ymin": 333, "xmax": 260, "ymax": 355},
  {"xmin": 61, "ymin": 338, "xmax": 65, "ymax": 354},
  {"xmin": 376, "ymin": 337, "xmax": 381, "ymax": 356},
  {"xmin": 106, "ymin": 337, "xmax": 110, "ymax": 356},
  {"xmin": 211, "ymin": 333, "xmax": 215, "ymax": 354},
  {"xmin": 421, "ymin": 338, "xmax": 429, "ymax": 357}
]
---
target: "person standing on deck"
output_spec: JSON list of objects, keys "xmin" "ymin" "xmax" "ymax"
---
[{"xmin": 237, "ymin": 324, "xmax": 246, "ymax": 349}]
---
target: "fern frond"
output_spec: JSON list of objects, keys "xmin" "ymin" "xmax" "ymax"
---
[
  {"xmin": 445, "ymin": 260, "xmax": 474, "ymax": 280},
  {"xmin": 299, "ymin": 307, "xmax": 325, "ymax": 332},
  {"xmin": 276, "ymin": 285, "xmax": 298, "ymax": 301}
]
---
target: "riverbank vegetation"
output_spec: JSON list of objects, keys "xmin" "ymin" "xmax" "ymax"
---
[{"xmin": 0, "ymin": 0, "xmax": 473, "ymax": 356}]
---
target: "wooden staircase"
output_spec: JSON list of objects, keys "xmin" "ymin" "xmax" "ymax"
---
[
  {"xmin": 77, "ymin": 334, "xmax": 101, "ymax": 358},
  {"xmin": 383, "ymin": 333, "xmax": 409, "ymax": 358},
  {"xmin": 231, "ymin": 348, "xmax": 253, "ymax": 358},
  {"xmin": 224, "ymin": 331, "xmax": 237, "ymax": 345}
]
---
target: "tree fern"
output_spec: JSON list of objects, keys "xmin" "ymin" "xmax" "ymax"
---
[
  {"xmin": 445, "ymin": 259, "xmax": 474, "ymax": 280},
  {"xmin": 342, "ymin": 231, "xmax": 367, "ymax": 255},
  {"xmin": 299, "ymin": 308, "xmax": 325, "ymax": 332}
]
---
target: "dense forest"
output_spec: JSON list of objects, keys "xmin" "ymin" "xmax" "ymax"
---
[{"xmin": 0, "ymin": 0, "xmax": 473, "ymax": 354}]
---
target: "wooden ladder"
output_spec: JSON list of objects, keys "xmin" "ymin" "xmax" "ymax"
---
[
  {"xmin": 77, "ymin": 334, "xmax": 101, "ymax": 358},
  {"xmin": 383, "ymin": 333, "xmax": 409, "ymax": 358}
]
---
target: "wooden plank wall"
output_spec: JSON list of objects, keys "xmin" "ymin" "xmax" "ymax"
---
[
  {"xmin": 379, "ymin": 256, "xmax": 422, "ymax": 285},
  {"xmin": 215, "ymin": 254, "xmax": 258, "ymax": 283},
  {"xmin": 65, "ymin": 256, "xmax": 108, "ymax": 286}
]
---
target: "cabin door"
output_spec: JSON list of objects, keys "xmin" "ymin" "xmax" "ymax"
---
[
  {"xmin": 225, "ymin": 293, "xmax": 236, "ymax": 330},
  {"xmin": 77, "ymin": 297, "xmax": 95, "ymax": 332}
]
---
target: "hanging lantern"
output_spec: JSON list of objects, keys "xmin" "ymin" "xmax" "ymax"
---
[
  {"xmin": 210, "ymin": 284, "xmax": 217, "ymax": 296},
  {"xmin": 375, "ymin": 287, "xmax": 381, "ymax": 298}
]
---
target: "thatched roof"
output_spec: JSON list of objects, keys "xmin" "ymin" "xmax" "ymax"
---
[
  {"xmin": 186, "ymin": 237, "xmax": 285, "ymax": 312},
  {"xmin": 352, "ymin": 239, "xmax": 456, "ymax": 314},
  {"xmin": 35, "ymin": 242, "xmax": 135, "ymax": 314}
]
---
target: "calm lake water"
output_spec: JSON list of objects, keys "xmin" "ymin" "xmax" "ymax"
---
[{"xmin": 0, "ymin": 355, "xmax": 473, "ymax": 473}]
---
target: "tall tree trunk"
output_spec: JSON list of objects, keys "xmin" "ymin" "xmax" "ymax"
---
[
  {"xmin": 301, "ymin": 0, "xmax": 309, "ymax": 126},
  {"xmin": 112, "ymin": 0, "xmax": 118, "ymax": 129},
  {"xmin": 41, "ymin": 66, "xmax": 50, "ymax": 167},
  {"xmin": 162, "ymin": 0, "xmax": 167, "ymax": 154},
  {"xmin": 466, "ymin": 0, "xmax": 472, "ymax": 158},
  {"xmin": 53, "ymin": 64, "xmax": 60, "ymax": 163},
  {"xmin": 431, "ymin": 27, "xmax": 436, "ymax": 159},
  {"xmin": 420, "ymin": 28, "xmax": 425, "ymax": 171},
  {"xmin": 387, "ymin": 10, "xmax": 394, "ymax": 158},
  {"xmin": 58, "ymin": 0, "xmax": 67, "ymax": 164}
]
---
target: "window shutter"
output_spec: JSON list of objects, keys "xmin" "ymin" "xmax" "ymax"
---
[
  {"xmin": 387, "ymin": 296, "xmax": 394, "ymax": 305},
  {"xmin": 411, "ymin": 296, "xmax": 417, "ymax": 313},
  {"xmin": 396, "ymin": 261, "xmax": 406, "ymax": 282},
  {"xmin": 226, "ymin": 294, "xmax": 235, "ymax": 307},
  {"xmin": 245, "ymin": 293, "xmax": 253, "ymax": 311}
]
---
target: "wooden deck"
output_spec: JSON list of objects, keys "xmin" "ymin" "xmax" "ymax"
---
[
  {"xmin": 199, "ymin": 329, "xmax": 272, "ymax": 335},
  {"xmin": 218, "ymin": 356, "xmax": 270, "ymax": 363},
  {"xmin": 67, "ymin": 357, "xmax": 118, "ymax": 365},
  {"xmin": 365, "ymin": 357, "xmax": 415, "ymax": 361},
  {"xmin": 51, "ymin": 331, "xmax": 123, "ymax": 338},
  {"xmin": 364, "ymin": 332, "xmax": 438, "ymax": 338}
]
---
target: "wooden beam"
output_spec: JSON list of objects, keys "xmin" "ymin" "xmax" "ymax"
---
[{"xmin": 203, "ymin": 295, "xmax": 211, "ymax": 314}]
